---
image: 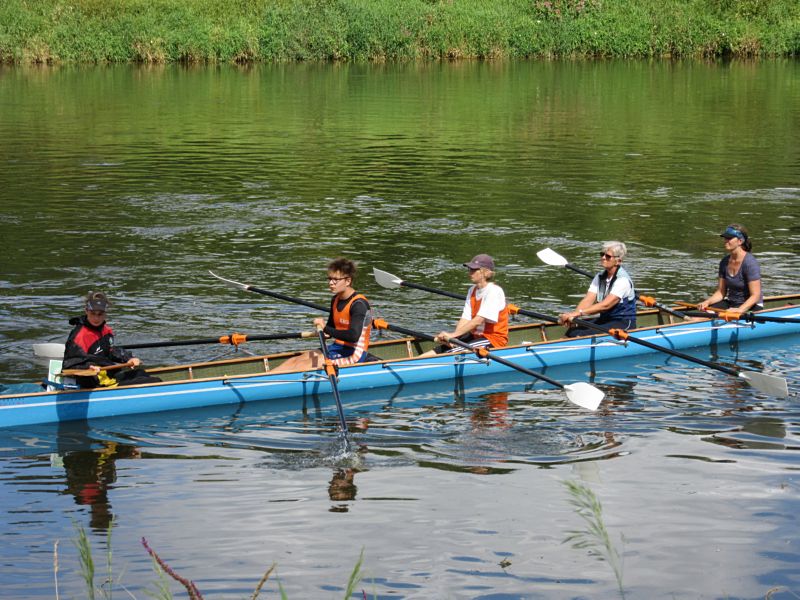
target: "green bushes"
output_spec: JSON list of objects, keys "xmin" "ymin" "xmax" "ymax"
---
[{"xmin": 0, "ymin": 0, "xmax": 798, "ymax": 63}]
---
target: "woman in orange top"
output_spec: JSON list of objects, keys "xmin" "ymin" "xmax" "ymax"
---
[
  {"xmin": 271, "ymin": 258, "xmax": 372, "ymax": 373},
  {"xmin": 421, "ymin": 254, "xmax": 509, "ymax": 356}
]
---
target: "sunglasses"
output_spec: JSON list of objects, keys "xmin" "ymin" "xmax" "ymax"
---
[{"xmin": 600, "ymin": 253, "xmax": 617, "ymax": 260}]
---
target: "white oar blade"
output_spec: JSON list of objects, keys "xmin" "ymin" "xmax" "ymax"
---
[
  {"xmin": 209, "ymin": 270, "xmax": 250, "ymax": 291},
  {"xmin": 33, "ymin": 343, "xmax": 65, "ymax": 359},
  {"xmin": 739, "ymin": 370, "xmax": 789, "ymax": 398},
  {"xmin": 536, "ymin": 247, "xmax": 569, "ymax": 267},
  {"xmin": 372, "ymin": 267, "xmax": 404, "ymax": 289},
  {"xmin": 563, "ymin": 382, "xmax": 604, "ymax": 411}
]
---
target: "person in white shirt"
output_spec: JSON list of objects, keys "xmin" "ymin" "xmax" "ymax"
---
[
  {"xmin": 558, "ymin": 241, "xmax": 637, "ymax": 338},
  {"xmin": 421, "ymin": 254, "xmax": 510, "ymax": 356}
]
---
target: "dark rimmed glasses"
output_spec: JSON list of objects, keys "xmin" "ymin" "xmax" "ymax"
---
[{"xmin": 327, "ymin": 276, "xmax": 349, "ymax": 282}]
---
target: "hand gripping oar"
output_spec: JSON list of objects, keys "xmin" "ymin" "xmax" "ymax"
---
[
  {"xmin": 211, "ymin": 270, "xmax": 603, "ymax": 411},
  {"xmin": 675, "ymin": 302, "xmax": 800, "ymax": 325},
  {"xmin": 316, "ymin": 324, "xmax": 351, "ymax": 445},
  {"xmin": 536, "ymin": 247, "xmax": 690, "ymax": 321},
  {"xmin": 209, "ymin": 271, "xmax": 353, "ymax": 441},
  {"xmin": 373, "ymin": 268, "xmax": 789, "ymax": 399},
  {"xmin": 371, "ymin": 319, "xmax": 604, "ymax": 411},
  {"xmin": 60, "ymin": 362, "xmax": 136, "ymax": 377}
]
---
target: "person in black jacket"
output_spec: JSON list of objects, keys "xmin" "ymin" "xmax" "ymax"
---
[{"xmin": 63, "ymin": 291, "xmax": 161, "ymax": 389}]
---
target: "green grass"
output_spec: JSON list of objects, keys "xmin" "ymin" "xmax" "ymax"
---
[
  {"xmin": 0, "ymin": 0, "xmax": 798, "ymax": 63},
  {"xmin": 60, "ymin": 522, "xmax": 369, "ymax": 599}
]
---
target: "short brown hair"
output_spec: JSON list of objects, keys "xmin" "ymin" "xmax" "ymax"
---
[{"xmin": 328, "ymin": 258, "xmax": 357, "ymax": 282}]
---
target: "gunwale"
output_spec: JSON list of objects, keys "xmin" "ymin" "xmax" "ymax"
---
[{"xmin": 0, "ymin": 295, "xmax": 798, "ymax": 428}]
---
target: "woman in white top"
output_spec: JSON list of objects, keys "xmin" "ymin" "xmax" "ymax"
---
[
  {"xmin": 558, "ymin": 241, "xmax": 637, "ymax": 338},
  {"xmin": 421, "ymin": 254, "xmax": 510, "ymax": 356}
]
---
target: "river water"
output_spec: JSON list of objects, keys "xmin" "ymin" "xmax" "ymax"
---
[{"xmin": 0, "ymin": 60, "xmax": 799, "ymax": 599}]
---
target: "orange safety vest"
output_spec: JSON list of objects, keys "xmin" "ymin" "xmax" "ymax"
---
[
  {"xmin": 331, "ymin": 293, "xmax": 372, "ymax": 360},
  {"xmin": 469, "ymin": 287, "xmax": 509, "ymax": 348}
]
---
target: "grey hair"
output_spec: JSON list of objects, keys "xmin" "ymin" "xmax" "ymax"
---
[{"xmin": 602, "ymin": 241, "xmax": 627, "ymax": 260}]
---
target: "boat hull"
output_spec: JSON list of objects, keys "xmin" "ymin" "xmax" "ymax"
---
[{"xmin": 1, "ymin": 300, "xmax": 798, "ymax": 428}]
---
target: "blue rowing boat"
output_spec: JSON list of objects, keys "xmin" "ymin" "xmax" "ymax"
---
[{"xmin": 1, "ymin": 296, "xmax": 798, "ymax": 428}]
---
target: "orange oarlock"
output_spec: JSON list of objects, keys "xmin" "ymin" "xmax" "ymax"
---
[
  {"xmin": 508, "ymin": 303, "xmax": 520, "ymax": 315},
  {"xmin": 373, "ymin": 318, "xmax": 390, "ymax": 330},
  {"xmin": 324, "ymin": 359, "xmax": 339, "ymax": 378},
  {"xmin": 717, "ymin": 311, "xmax": 742, "ymax": 322},
  {"xmin": 218, "ymin": 333, "xmax": 248, "ymax": 346},
  {"xmin": 230, "ymin": 333, "xmax": 248, "ymax": 346},
  {"xmin": 639, "ymin": 295, "xmax": 657, "ymax": 307},
  {"xmin": 475, "ymin": 346, "xmax": 490, "ymax": 358},
  {"xmin": 608, "ymin": 328, "xmax": 629, "ymax": 341}
]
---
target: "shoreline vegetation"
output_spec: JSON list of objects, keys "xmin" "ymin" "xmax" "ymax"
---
[{"xmin": 0, "ymin": 0, "xmax": 798, "ymax": 65}]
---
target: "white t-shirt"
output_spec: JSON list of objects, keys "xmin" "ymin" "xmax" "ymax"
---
[
  {"xmin": 460, "ymin": 283, "xmax": 506, "ymax": 335},
  {"xmin": 588, "ymin": 271, "xmax": 634, "ymax": 301}
]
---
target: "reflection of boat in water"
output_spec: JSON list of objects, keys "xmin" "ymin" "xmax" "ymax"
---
[
  {"xmin": 1, "ymin": 420, "xmax": 142, "ymax": 530},
  {"xmin": 0, "ymin": 296, "xmax": 798, "ymax": 428}
]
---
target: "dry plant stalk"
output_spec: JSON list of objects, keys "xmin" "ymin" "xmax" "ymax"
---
[{"xmin": 141, "ymin": 537, "xmax": 204, "ymax": 600}]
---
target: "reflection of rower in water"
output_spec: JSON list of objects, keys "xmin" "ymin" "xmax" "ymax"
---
[
  {"xmin": 470, "ymin": 392, "xmax": 511, "ymax": 430},
  {"xmin": 60, "ymin": 438, "xmax": 141, "ymax": 530},
  {"xmin": 328, "ymin": 468, "xmax": 358, "ymax": 513}
]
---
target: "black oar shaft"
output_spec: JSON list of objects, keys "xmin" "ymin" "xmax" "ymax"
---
[
  {"xmin": 246, "ymin": 284, "xmax": 328, "ymax": 312},
  {"xmin": 316, "ymin": 327, "xmax": 349, "ymax": 437},
  {"xmin": 745, "ymin": 313, "xmax": 800, "ymax": 324},
  {"xmin": 401, "ymin": 280, "xmax": 464, "ymax": 300},
  {"xmin": 681, "ymin": 310, "xmax": 800, "ymax": 325},
  {"xmin": 508, "ymin": 304, "xmax": 740, "ymax": 377},
  {"xmin": 566, "ymin": 263, "xmax": 594, "ymax": 278},
  {"xmin": 375, "ymin": 321, "xmax": 565, "ymax": 389},
  {"xmin": 121, "ymin": 331, "xmax": 310, "ymax": 350}
]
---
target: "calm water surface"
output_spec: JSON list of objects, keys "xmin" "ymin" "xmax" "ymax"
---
[{"xmin": 0, "ymin": 60, "xmax": 799, "ymax": 598}]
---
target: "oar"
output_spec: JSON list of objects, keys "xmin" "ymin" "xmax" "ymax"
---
[
  {"xmin": 33, "ymin": 332, "xmax": 315, "ymax": 359},
  {"xmin": 210, "ymin": 271, "xmax": 355, "ymax": 437},
  {"xmin": 373, "ymin": 268, "xmax": 790, "ymax": 398},
  {"xmin": 209, "ymin": 270, "xmax": 328, "ymax": 311},
  {"xmin": 315, "ymin": 324, "xmax": 351, "ymax": 445},
  {"xmin": 121, "ymin": 331, "xmax": 315, "ymax": 350},
  {"xmin": 373, "ymin": 267, "xmax": 465, "ymax": 300},
  {"xmin": 211, "ymin": 270, "xmax": 603, "ymax": 411},
  {"xmin": 371, "ymin": 319, "xmax": 604, "ymax": 411},
  {"xmin": 536, "ymin": 247, "xmax": 690, "ymax": 320},
  {"xmin": 60, "ymin": 362, "xmax": 134, "ymax": 377},
  {"xmin": 674, "ymin": 302, "xmax": 800, "ymax": 325}
]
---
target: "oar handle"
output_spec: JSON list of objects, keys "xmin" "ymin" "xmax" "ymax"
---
[{"xmin": 60, "ymin": 362, "xmax": 134, "ymax": 377}]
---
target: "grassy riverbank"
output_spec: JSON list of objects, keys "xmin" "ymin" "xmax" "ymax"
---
[{"xmin": 1, "ymin": 0, "xmax": 798, "ymax": 64}]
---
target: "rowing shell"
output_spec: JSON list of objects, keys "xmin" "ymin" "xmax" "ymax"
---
[{"xmin": 1, "ymin": 296, "xmax": 798, "ymax": 428}]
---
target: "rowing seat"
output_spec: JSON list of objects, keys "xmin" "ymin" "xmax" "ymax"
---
[{"xmin": 44, "ymin": 359, "xmax": 79, "ymax": 391}]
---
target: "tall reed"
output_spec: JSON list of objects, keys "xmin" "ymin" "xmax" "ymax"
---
[{"xmin": 563, "ymin": 479, "xmax": 626, "ymax": 599}]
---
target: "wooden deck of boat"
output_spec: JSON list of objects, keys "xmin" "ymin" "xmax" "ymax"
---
[{"xmin": 146, "ymin": 295, "xmax": 799, "ymax": 384}]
